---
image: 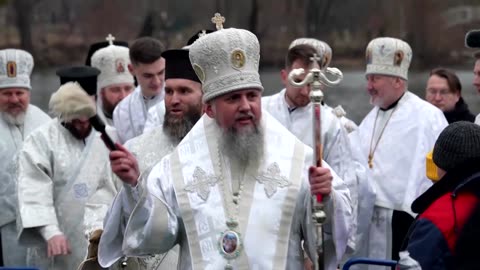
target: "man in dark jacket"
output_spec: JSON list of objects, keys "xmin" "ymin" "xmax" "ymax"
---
[
  {"xmin": 425, "ymin": 68, "xmax": 475, "ymax": 123},
  {"xmin": 400, "ymin": 121, "xmax": 480, "ymax": 269}
]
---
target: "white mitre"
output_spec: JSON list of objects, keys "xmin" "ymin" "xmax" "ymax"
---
[
  {"xmin": 91, "ymin": 34, "xmax": 134, "ymax": 90},
  {"xmin": 289, "ymin": 38, "xmax": 333, "ymax": 69},
  {"xmin": 188, "ymin": 28, "xmax": 264, "ymax": 102},
  {"xmin": 0, "ymin": 49, "xmax": 34, "ymax": 90},
  {"xmin": 365, "ymin": 37, "xmax": 412, "ymax": 81}
]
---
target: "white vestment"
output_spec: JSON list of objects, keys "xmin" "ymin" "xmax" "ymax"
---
[
  {"xmin": 262, "ymin": 89, "xmax": 360, "ymax": 253},
  {"xmin": 143, "ymin": 101, "xmax": 165, "ymax": 133},
  {"xmin": 17, "ymin": 119, "xmax": 112, "ymax": 270},
  {"xmin": 0, "ymin": 105, "xmax": 50, "ymax": 266},
  {"xmin": 100, "ymin": 113, "xmax": 353, "ymax": 270},
  {"xmin": 91, "ymin": 126, "xmax": 178, "ymax": 270},
  {"xmin": 113, "ymin": 86, "xmax": 164, "ymax": 143},
  {"xmin": 356, "ymin": 91, "xmax": 447, "ymax": 268},
  {"xmin": 475, "ymin": 113, "xmax": 480, "ymax": 125}
]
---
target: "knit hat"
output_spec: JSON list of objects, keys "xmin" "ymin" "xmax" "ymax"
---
[
  {"xmin": 365, "ymin": 37, "xmax": 412, "ymax": 81},
  {"xmin": 189, "ymin": 28, "xmax": 264, "ymax": 103},
  {"xmin": 91, "ymin": 36, "xmax": 134, "ymax": 91},
  {"xmin": 288, "ymin": 38, "xmax": 332, "ymax": 69},
  {"xmin": 433, "ymin": 121, "xmax": 480, "ymax": 171},
  {"xmin": 0, "ymin": 49, "xmax": 34, "ymax": 90}
]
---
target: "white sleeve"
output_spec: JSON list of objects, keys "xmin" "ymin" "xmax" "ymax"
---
[{"xmin": 121, "ymin": 159, "xmax": 179, "ymax": 257}]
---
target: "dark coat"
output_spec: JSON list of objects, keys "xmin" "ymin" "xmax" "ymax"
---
[
  {"xmin": 444, "ymin": 97, "xmax": 475, "ymax": 124},
  {"xmin": 401, "ymin": 164, "xmax": 480, "ymax": 270}
]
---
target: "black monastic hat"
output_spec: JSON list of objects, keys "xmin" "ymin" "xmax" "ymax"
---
[
  {"xmin": 162, "ymin": 50, "xmax": 200, "ymax": 83},
  {"xmin": 56, "ymin": 66, "xmax": 101, "ymax": 96},
  {"xmin": 185, "ymin": 29, "xmax": 215, "ymax": 47}
]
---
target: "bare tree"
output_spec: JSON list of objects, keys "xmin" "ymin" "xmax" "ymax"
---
[
  {"xmin": 306, "ymin": 0, "xmax": 335, "ymax": 36},
  {"xmin": 12, "ymin": 0, "xmax": 41, "ymax": 55}
]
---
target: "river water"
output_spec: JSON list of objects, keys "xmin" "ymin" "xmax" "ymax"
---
[{"xmin": 30, "ymin": 68, "xmax": 480, "ymax": 124}]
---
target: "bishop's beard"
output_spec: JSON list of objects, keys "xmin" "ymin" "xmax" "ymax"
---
[
  {"xmin": 220, "ymin": 121, "xmax": 264, "ymax": 168},
  {"xmin": 1, "ymin": 111, "xmax": 26, "ymax": 126},
  {"xmin": 163, "ymin": 107, "xmax": 202, "ymax": 145}
]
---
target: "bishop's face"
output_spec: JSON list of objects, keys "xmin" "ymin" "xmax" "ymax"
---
[
  {"xmin": 101, "ymin": 83, "xmax": 134, "ymax": 115},
  {"xmin": 205, "ymin": 88, "xmax": 262, "ymax": 133},
  {"xmin": 366, "ymin": 74, "xmax": 401, "ymax": 109},
  {"xmin": 0, "ymin": 87, "xmax": 30, "ymax": 117}
]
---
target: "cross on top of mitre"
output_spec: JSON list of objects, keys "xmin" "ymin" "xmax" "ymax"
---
[
  {"xmin": 211, "ymin": 13, "xmax": 225, "ymax": 30},
  {"xmin": 310, "ymin": 53, "xmax": 322, "ymax": 66},
  {"xmin": 106, "ymin": 33, "xmax": 115, "ymax": 45},
  {"xmin": 198, "ymin": 30, "xmax": 207, "ymax": 38}
]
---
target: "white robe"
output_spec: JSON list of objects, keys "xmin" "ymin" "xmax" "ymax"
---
[
  {"xmin": 262, "ymin": 89, "xmax": 359, "ymax": 252},
  {"xmin": 17, "ymin": 119, "xmax": 112, "ymax": 270},
  {"xmin": 100, "ymin": 113, "xmax": 353, "ymax": 270},
  {"xmin": 143, "ymin": 101, "xmax": 165, "ymax": 133},
  {"xmin": 113, "ymin": 86, "xmax": 164, "ymax": 143},
  {"xmin": 475, "ymin": 113, "xmax": 480, "ymax": 125},
  {"xmin": 0, "ymin": 105, "xmax": 50, "ymax": 266},
  {"xmin": 356, "ymin": 91, "xmax": 447, "ymax": 267},
  {"xmin": 92, "ymin": 127, "xmax": 178, "ymax": 270}
]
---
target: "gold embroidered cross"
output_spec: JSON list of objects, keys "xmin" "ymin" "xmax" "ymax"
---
[
  {"xmin": 255, "ymin": 162, "xmax": 290, "ymax": 198},
  {"xmin": 106, "ymin": 33, "xmax": 115, "ymax": 45},
  {"xmin": 184, "ymin": 167, "xmax": 220, "ymax": 201},
  {"xmin": 211, "ymin": 13, "xmax": 225, "ymax": 30}
]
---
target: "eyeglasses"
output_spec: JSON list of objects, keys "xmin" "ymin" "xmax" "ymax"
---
[{"xmin": 426, "ymin": 88, "xmax": 453, "ymax": 96}]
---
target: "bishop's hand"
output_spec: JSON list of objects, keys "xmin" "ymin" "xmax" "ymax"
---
[
  {"xmin": 110, "ymin": 143, "xmax": 140, "ymax": 186},
  {"xmin": 47, "ymin": 234, "xmax": 71, "ymax": 257},
  {"xmin": 308, "ymin": 166, "xmax": 332, "ymax": 196}
]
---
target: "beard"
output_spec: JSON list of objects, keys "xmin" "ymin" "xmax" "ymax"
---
[
  {"xmin": 163, "ymin": 105, "xmax": 202, "ymax": 144},
  {"xmin": 62, "ymin": 122, "xmax": 92, "ymax": 140},
  {"xmin": 219, "ymin": 121, "xmax": 264, "ymax": 168},
  {"xmin": 1, "ymin": 111, "xmax": 26, "ymax": 125}
]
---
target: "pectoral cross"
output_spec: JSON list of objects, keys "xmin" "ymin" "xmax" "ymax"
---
[
  {"xmin": 211, "ymin": 13, "xmax": 225, "ymax": 30},
  {"xmin": 368, "ymin": 154, "xmax": 373, "ymax": 169},
  {"xmin": 106, "ymin": 33, "xmax": 115, "ymax": 45}
]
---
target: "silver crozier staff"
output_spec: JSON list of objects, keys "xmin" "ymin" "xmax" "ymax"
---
[{"xmin": 287, "ymin": 54, "xmax": 343, "ymax": 270}]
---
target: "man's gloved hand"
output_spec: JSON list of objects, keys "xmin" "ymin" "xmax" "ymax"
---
[
  {"xmin": 87, "ymin": 229, "xmax": 103, "ymax": 259},
  {"xmin": 77, "ymin": 229, "xmax": 106, "ymax": 270}
]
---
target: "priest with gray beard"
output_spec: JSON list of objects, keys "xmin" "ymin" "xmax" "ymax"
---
[
  {"xmin": 87, "ymin": 48, "xmax": 204, "ymax": 270},
  {"xmin": 99, "ymin": 28, "xmax": 352, "ymax": 270},
  {"xmin": 0, "ymin": 49, "xmax": 50, "ymax": 267}
]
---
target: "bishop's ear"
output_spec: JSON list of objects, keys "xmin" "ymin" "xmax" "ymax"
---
[{"xmin": 204, "ymin": 102, "xmax": 215, "ymax": 119}]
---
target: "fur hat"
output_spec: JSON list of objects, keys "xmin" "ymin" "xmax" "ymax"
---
[
  {"xmin": 49, "ymin": 82, "xmax": 96, "ymax": 122},
  {"xmin": 56, "ymin": 66, "xmax": 100, "ymax": 96},
  {"xmin": 433, "ymin": 121, "xmax": 480, "ymax": 171},
  {"xmin": 189, "ymin": 28, "xmax": 263, "ymax": 103},
  {"xmin": 0, "ymin": 49, "xmax": 34, "ymax": 90},
  {"xmin": 365, "ymin": 37, "xmax": 412, "ymax": 81}
]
